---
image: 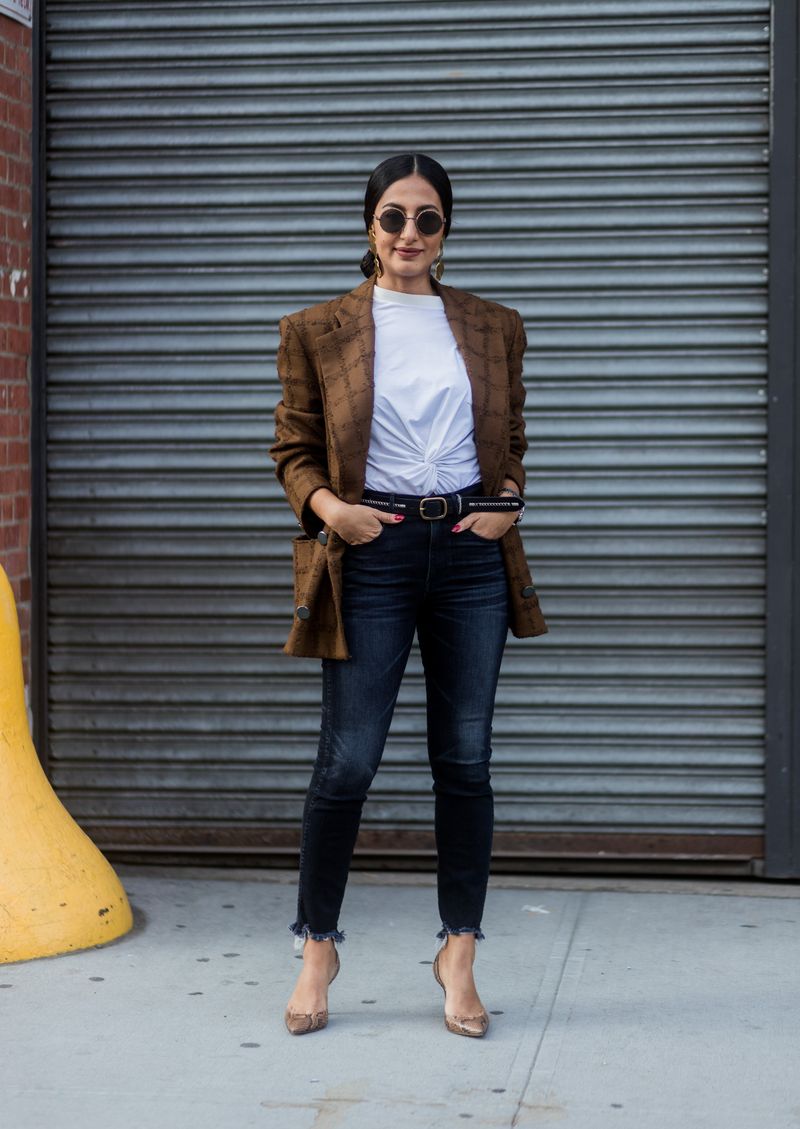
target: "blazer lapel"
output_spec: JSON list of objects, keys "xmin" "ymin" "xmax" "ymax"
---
[
  {"xmin": 433, "ymin": 278, "xmax": 509, "ymax": 492},
  {"xmin": 314, "ymin": 276, "xmax": 376, "ymax": 500}
]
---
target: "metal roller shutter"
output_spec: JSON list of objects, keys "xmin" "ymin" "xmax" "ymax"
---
[{"xmin": 43, "ymin": 1, "xmax": 770, "ymax": 871}]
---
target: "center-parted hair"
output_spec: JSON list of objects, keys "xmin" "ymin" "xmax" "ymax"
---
[{"xmin": 360, "ymin": 153, "xmax": 453, "ymax": 279}]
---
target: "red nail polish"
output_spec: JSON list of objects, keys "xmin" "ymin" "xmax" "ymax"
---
[
  {"xmin": 452, "ymin": 524, "xmax": 461, "ymax": 532},
  {"xmin": 394, "ymin": 514, "xmax": 404, "ymax": 521}
]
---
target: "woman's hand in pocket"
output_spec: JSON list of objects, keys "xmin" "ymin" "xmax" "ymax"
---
[
  {"xmin": 329, "ymin": 501, "xmax": 403, "ymax": 545},
  {"xmin": 309, "ymin": 488, "xmax": 404, "ymax": 545}
]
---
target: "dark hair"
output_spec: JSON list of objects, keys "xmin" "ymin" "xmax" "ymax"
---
[{"xmin": 359, "ymin": 153, "xmax": 453, "ymax": 278}]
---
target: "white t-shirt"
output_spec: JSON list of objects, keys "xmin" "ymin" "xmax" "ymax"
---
[{"xmin": 365, "ymin": 284, "xmax": 482, "ymax": 494}]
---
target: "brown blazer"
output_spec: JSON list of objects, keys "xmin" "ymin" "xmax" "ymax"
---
[{"xmin": 270, "ymin": 273, "xmax": 549, "ymax": 659}]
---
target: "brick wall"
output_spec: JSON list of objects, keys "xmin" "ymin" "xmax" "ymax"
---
[{"xmin": 1, "ymin": 13, "xmax": 33, "ymax": 691}]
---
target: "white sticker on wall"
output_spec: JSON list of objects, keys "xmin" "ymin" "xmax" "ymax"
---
[{"xmin": 1, "ymin": 0, "xmax": 32, "ymax": 27}]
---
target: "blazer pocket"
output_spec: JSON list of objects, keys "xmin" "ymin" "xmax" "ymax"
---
[{"xmin": 291, "ymin": 534, "xmax": 323, "ymax": 620}]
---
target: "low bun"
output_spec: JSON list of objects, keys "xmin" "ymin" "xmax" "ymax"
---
[{"xmin": 360, "ymin": 249, "xmax": 375, "ymax": 278}]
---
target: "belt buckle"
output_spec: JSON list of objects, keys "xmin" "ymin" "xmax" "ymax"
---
[{"xmin": 419, "ymin": 495, "xmax": 448, "ymax": 520}]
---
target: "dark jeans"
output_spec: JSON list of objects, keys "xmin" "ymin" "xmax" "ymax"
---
[{"xmin": 289, "ymin": 503, "xmax": 509, "ymax": 944}]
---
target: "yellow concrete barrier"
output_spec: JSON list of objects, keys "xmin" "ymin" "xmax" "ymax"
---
[{"xmin": 0, "ymin": 565, "xmax": 133, "ymax": 963}]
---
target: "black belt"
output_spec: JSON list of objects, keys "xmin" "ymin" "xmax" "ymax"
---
[{"xmin": 361, "ymin": 484, "xmax": 523, "ymax": 522}]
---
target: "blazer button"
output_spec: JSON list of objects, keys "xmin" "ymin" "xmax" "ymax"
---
[
  {"xmin": 521, "ymin": 585, "xmax": 537, "ymax": 598},
  {"xmin": 317, "ymin": 531, "xmax": 328, "ymax": 546},
  {"xmin": 296, "ymin": 605, "xmax": 311, "ymax": 620}
]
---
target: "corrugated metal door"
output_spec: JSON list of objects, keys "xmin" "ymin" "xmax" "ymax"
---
[{"xmin": 43, "ymin": 1, "xmax": 770, "ymax": 870}]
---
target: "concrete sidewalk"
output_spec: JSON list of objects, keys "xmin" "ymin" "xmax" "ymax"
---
[{"xmin": 1, "ymin": 867, "xmax": 798, "ymax": 1129}]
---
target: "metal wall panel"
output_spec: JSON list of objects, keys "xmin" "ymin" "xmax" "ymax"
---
[{"xmin": 43, "ymin": 1, "xmax": 771, "ymax": 867}]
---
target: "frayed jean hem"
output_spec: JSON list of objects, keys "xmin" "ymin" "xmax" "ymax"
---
[
  {"xmin": 289, "ymin": 921, "xmax": 346, "ymax": 944},
  {"xmin": 436, "ymin": 924, "xmax": 486, "ymax": 942}
]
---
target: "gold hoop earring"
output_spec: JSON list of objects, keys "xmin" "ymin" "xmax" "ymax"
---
[
  {"xmin": 368, "ymin": 228, "xmax": 384, "ymax": 279},
  {"xmin": 433, "ymin": 241, "xmax": 445, "ymax": 281}
]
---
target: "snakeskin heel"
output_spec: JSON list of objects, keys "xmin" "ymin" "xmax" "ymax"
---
[
  {"xmin": 432, "ymin": 938, "xmax": 490, "ymax": 1038},
  {"xmin": 284, "ymin": 943, "xmax": 340, "ymax": 1036}
]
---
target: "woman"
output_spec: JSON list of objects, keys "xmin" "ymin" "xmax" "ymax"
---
[{"xmin": 270, "ymin": 153, "xmax": 548, "ymax": 1038}]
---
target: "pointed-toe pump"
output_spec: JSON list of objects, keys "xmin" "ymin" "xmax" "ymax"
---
[
  {"xmin": 432, "ymin": 939, "xmax": 490, "ymax": 1038},
  {"xmin": 284, "ymin": 943, "xmax": 340, "ymax": 1036}
]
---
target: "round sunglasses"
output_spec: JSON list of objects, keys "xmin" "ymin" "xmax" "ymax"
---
[{"xmin": 374, "ymin": 207, "xmax": 445, "ymax": 238}]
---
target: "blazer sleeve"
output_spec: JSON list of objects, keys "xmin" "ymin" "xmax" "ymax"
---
[
  {"xmin": 269, "ymin": 314, "xmax": 331, "ymax": 537},
  {"xmin": 505, "ymin": 308, "xmax": 528, "ymax": 496}
]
